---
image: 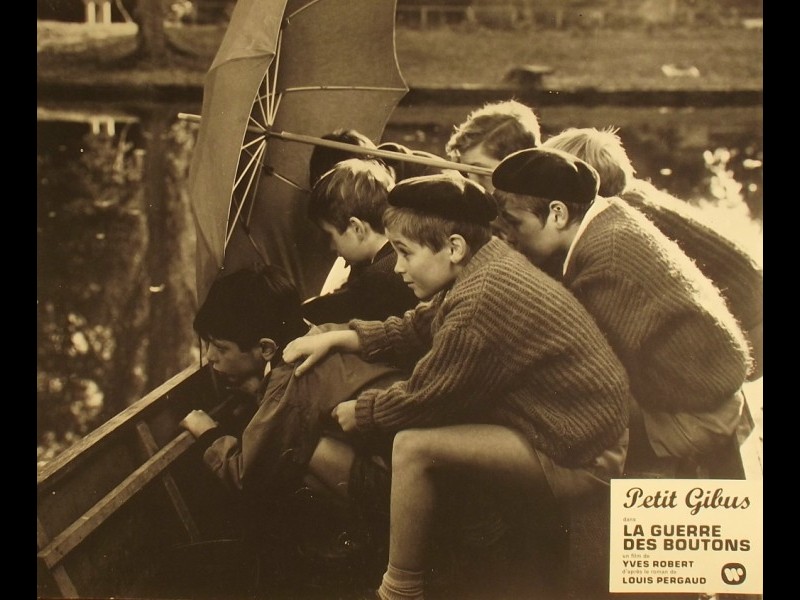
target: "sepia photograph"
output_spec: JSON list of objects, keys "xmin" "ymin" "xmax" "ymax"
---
[{"xmin": 37, "ymin": 1, "xmax": 763, "ymax": 598}]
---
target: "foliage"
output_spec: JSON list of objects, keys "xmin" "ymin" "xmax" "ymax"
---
[
  {"xmin": 38, "ymin": 130, "xmax": 147, "ymax": 466},
  {"xmin": 37, "ymin": 115, "xmax": 203, "ymax": 468}
]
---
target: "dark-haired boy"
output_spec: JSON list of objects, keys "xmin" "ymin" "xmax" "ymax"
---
[
  {"xmin": 492, "ymin": 147, "xmax": 752, "ymax": 475},
  {"xmin": 283, "ymin": 173, "xmax": 632, "ymax": 600},
  {"xmin": 302, "ymin": 159, "xmax": 419, "ymax": 325},
  {"xmin": 179, "ymin": 266, "xmax": 403, "ymax": 567}
]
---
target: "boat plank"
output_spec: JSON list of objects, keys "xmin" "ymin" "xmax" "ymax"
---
[
  {"xmin": 37, "ymin": 363, "xmax": 203, "ymax": 490},
  {"xmin": 135, "ymin": 421, "xmax": 202, "ymax": 542},
  {"xmin": 38, "ymin": 518, "xmax": 79, "ymax": 598},
  {"xmin": 38, "ymin": 430, "xmax": 195, "ymax": 569}
]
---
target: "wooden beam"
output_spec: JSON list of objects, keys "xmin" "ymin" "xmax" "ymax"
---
[
  {"xmin": 135, "ymin": 422, "xmax": 201, "ymax": 542},
  {"xmin": 38, "ymin": 518, "xmax": 79, "ymax": 598},
  {"xmin": 37, "ymin": 431, "xmax": 196, "ymax": 569},
  {"xmin": 37, "ymin": 364, "xmax": 203, "ymax": 490}
]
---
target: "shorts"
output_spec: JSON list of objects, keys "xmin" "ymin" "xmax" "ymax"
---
[{"xmin": 534, "ymin": 429, "xmax": 629, "ymax": 500}]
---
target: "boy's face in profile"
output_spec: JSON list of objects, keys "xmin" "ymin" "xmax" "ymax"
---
[
  {"xmin": 320, "ymin": 220, "xmax": 371, "ymax": 265},
  {"xmin": 456, "ymin": 142, "xmax": 500, "ymax": 193},
  {"xmin": 204, "ymin": 336, "xmax": 265, "ymax": 391},
  {"xmin": 387, "ymin": 225, "xmax": 457, "ymax": 300},
  {"xmin": 499, "ymin": 201, "xmax": 562, "ymax": 267}
]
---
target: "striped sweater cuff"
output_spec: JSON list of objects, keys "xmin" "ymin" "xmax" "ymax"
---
[
  {"xmin": 349, "ymin": 319, "xmax": 392, "ymax": 360},
  {"xmin": 355, "ymin": 389, "xmax": 380, "ymax": 431}
]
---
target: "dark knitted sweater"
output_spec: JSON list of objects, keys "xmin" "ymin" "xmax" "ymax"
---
[
  {"xmin": 302, "ymin": 242, "xmax": 419, "ymax": 324},
  {"xmin": 349, "ymin": 238, "xmax": 631, "ymax": 467},
  {"xmin": 564, "ymin": 199, "xmax": 750, "ymax": 414},
  {"xmin": 621, "ymin": 185, "xmax": 762, "ymax": 341}
]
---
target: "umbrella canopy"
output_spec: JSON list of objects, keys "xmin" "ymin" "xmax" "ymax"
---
[{"xmin": 189, "ymin": 0, "xmax": 408, "ymax": 304}]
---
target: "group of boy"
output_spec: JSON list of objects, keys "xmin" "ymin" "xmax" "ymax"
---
[{"xmin": 180, "ymin": 100, "xmax": 761, "ymax": 600}]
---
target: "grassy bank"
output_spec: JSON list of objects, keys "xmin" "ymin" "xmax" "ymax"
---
[{"xmin": 37, "ymin": 21, "xmax": 762, "ymax": 92}]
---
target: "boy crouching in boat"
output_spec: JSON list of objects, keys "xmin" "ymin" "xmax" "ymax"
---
[
  {"xmin": 302, "ymin": 159, "xmax": 419, "ymax": 325},
  {"xmin": 179, "ymin": 266, "xmax": 404, "ymax": 578},
  {"xmin": 492, "ymin": 147, "xmax": 752, "ymax": 478},
  {"xmin": 541, "ymin": 126, "xmax": 763, "ymax": 382},
  {"xmin": 282, "ymin": 172, "xmax": 632, "ymax": 600}
]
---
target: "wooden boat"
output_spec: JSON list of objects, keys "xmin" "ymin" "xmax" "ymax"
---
[
  {"xmin": 36, "ymin": 363, "xmax": 262, "ymax": 600},
  {"xmin": 37, "ymin": 363, "xmax": 391, "ymax": 600},
  {"xmin": 35, "ymin": 357, "xmax": 569, "ymax": 600},
  {"xmin": 36, "ymin": 357, "xmax": 762, "ymax": 600}
]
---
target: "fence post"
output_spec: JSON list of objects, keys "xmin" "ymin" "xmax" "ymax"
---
[
  {"xmin": 101, "ymin": 0, "xmax": 112, "ymax": 24},
  {"xmin": 85, "ymin": 0, "xmax": 97, "ymax": 24}
]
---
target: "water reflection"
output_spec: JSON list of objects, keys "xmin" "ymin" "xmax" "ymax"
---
[{"xmin": 36, "ymin": 102, "xmax": 763, "ymax": 465}]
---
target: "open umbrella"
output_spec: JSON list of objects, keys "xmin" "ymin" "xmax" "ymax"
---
[
  {"xmin": 188, "ymin": 0, "xmax": 410, "ymax": 303},
  {"xmin": 187, "ymin": 0, "xmax": 493, "ymax": 304}
]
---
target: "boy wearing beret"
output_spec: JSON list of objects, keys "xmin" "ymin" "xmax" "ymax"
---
[
  {"xmin": 542, "ymin": 126, "xmax": 763, "ymax": 380},
  {"xmin": 492, "ymin": 147, "xmax": 752, "ymax": 476},
  {"xmin": 284, "ymin": 172, "xmax": 632, "ymax": 600}
]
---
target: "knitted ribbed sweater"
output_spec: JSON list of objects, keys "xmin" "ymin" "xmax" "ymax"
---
[
  {"xmin": 621, "ymin": 188, "xmax": 763, "ymax": 333},
  {"xmin": 349, "ymin": 237, "xmax": 631, "ymax": 467},
  {"xmin": 564, "ymin": 199, "xmax": 750, "ymax": 414}
]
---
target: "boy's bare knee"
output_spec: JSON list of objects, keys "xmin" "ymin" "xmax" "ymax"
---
[{"xmin": 392, "ymin": 429, "xmax": 436, "ymax": 472}]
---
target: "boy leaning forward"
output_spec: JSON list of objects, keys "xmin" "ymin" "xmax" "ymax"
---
[{"xmin": 283, "ymin": 173, "xmax": 632, "ymax": 600}]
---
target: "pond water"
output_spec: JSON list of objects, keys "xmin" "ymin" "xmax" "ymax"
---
[{"xmin": 37, "ymin": 100, "xmax": 763, "ymax": 465}]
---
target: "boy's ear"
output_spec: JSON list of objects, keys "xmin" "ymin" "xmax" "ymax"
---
[
  {"xmin": 348, "ymin": 217, "xmax": 369, "ymax": 238},
  {"xmin": 258, "ymin": 338, "xmax": 278, "ymax": 362},
  {"xmin": 447, "ymin": 234, "xmax": 469, "ymax": 264},
  {"xmin": 549, "ymin": 201, "xmax": 571, "ymax": 229}
]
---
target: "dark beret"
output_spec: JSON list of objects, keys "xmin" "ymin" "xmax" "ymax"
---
[
  {"xmin": 387, "ymin": 173, "xmax": 497, "ymax": 225},
  {"xmin": 492, "ymin": 147, "xmax": 600, "ymax": 205}
]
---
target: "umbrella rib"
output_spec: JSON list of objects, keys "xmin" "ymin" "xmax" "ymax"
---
[
  {"xmin": 283, "ymin": 85, "xmax": 409, "ymax": 93},
  {"xmin": 242, "ymin": 142, "xmax": 267, "ymax": 226},
  {"xmin": 285, "ymin": 0, "xmax": 325, "ymax": 21},
  {"xmin": 226, "ymin": 141, "xmax": 266, "ymax": 248},
  {"xmin": 234, "ymin": 135, "xmax": 267, "ymax": 190},
  {"xmin": 272, "ymin": 171, "xmax": 309, "ymax": 193},
  {"xmin": 248, "ymin": 75, "xmax": 269, "ymax": 134},
  {"xmin": 248, "ymin": 112, "xmax": 268, "ymax": 134},
  {"xmin": 242, "ymin": 133, "xmax": 266, "ymax": 150},
  {"xmin": 268, "ymin": 30, "xmax": 283, "ymax": 125},
  {"xmin": 271, "ymin": 93, "xmax": 283, "ymax": 124}
]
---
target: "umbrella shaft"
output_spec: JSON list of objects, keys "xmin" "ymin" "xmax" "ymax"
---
[
  {"xmin": 177, "ymin": 113, "xmax": 493, "ymax": 176},
  {"xmin": 268, "ymin": 130, "xmax": 494, "ymax": 176}
]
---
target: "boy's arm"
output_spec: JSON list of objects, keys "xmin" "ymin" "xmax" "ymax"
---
[
  {"xmin": 288, "ymin": 299, "xmax": 439, "ymax": 375},
  {"xmin": 349, "ymin": 298, "xmax": 439, "ymax": 368},
  {"xmin": 283, "ymin": 328, "xmax": 362, "ymax": 377},
  {"xmin": 351, "ymin": 322, "xmax": 510, "ymax": 433},
  {"xmin": 302, "ymin": 269, "xmax": 418, "ymax": 325},
  {"xmin": 180, "ymin": 411, "xmax": 246, "ymax": 491}
]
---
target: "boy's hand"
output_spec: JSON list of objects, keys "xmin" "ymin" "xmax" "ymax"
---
[
  {"xmin": 283, "ymin": 334, "xmax": 333, "ymax": 377},
  {"xmin": 306, "ymin": 322, "xmax": 350, "ymax": 336},
  {"xmin": 179, "ymin": 410, "xmax": 218, "ymax": 438},
  {"xmin": 331, "ymin": 400, "xmax": 358, "ymax": 433}
]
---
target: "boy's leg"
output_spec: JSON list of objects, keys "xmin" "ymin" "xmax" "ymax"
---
[
  {"xmin": 307, "ymin": 436, "xmax": 356, "ymax": 499},
  {"xmin": 378, "ymin": 424, "xmax": 548, "ymax": 600}
]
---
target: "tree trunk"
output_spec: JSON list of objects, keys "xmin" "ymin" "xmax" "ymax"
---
[
  {"xmin": 134, "ymin": 0, "xmax": 168, "ymax": 65},
  {"xmin": 140, "ymin": 105, "xmax": 198, "ymax": 390}
]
